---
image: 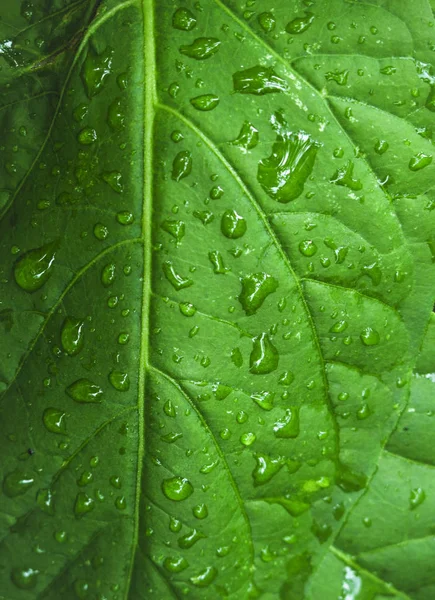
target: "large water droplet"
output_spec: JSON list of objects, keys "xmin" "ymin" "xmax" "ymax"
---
[
  {"xmin": 233, "ymin": 66, "xmax": 288, "ymax": 95},
  {"xmin": 239, "ymin": 272, "xmax": 278, "ymax": 315},
  {"xmin": 80, "ymin": 47, "xmax": 114, "ymax": 98},
  {"xmin": 179, "ymin": 37, "xmax": 221, "ymax": 60},
  {"xmin": 61, "ymin": 317, "xmax": 84, "ymax": 356},
  {"xmin": 178, "ymin": 528, "xmax": 205, "ymax": 548},
  {"xmin": 258, "ymin": 119, "xmax": 318, "ymax": 202},
  {"xmin": 231, "ymin": 121, "xmax": 259, "ymax": 152},
  {"xmin": 409, "ymin": 152, "xmax": 432, "ymax": 171},
  {"xmin": 43, "ymin": 408, "xmax": 67, "ymax": 434},
  {"xmin": 173, "ymin": 7, "xmax": 197, "ymax": 31},
  {"xmin": 162, "ymin": 476, "xmax": 193, "ymax": 501},
  {"xmin": 66, "ymin": 379, "xmax": 103, "ymax": 403},
  {"xmin": 258, "ymin": 12, "xmax": 276, "ymax": 33},
  {"xmin": 273, "ymin": 407, "xmax": 300, "ymax": 438},
  {"xmin": 360, "ymin": 327, "xmax": 380, "ymax": 346},
  {"xmin": 252, "ymin": 454, "xmax": 284, "ymax": 485},
  {"xmin": 14, "ymin": 241, "xmax": 58, "ymax": 292},
  {"xmin": 164, "ymin": 556, "xmax": 189, "ymax": 573},
  {"xmin": 286, "ymin": 12, "xmax": 315, "ymax": 34},
  {"xmin": 221, "ymin": 210, "xmax": 247, "ymax": 238},
  {"xmin": 251, "ymin": 391, "xmax": 275, "ymax": 411},
  {"xmin": 109, "ymin": 370, "xmax": 130, "ymax": 391},
  {"xmin": 3, "ymin": 470, "xmax": 34, "ymax": 497},
  {"xmin": 172, "ymin": 151, "xmax": 192, "ymax": 181},
  {"xmin": 11, "ymin": 567, "xmax": 39, "ymax": 590},
  {"xmin": 163, "ymin": 261, "xmax": 193, "ymax": 291},
  {"xmin": 250, "ymin": 333, "xmax": 279, "ymax": 374},
  {"xmin": 190, "ymin": 94, "xmax": 220, "ymax": 111},
  {"xmin": 190, "ymin": 566, "xmax": 217, "ymax": 587},
  {"xmin": 161, "ymin": 219, "xmax": 185, "ymax": 242},
  {"xmin": 74, "ymin": 492, "xmax": 95, "ymax": 517}
]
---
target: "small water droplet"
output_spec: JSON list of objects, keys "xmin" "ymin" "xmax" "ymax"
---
[
  {"xmin": 190, "ymin": 94, "xmax": 220, "ymax": 111},
  {"xmin": 178, "ymin": 528, "xmax": 204, "ymax": 548},
  {"xmin": 162, "ymin": 477, "xmax": 194, "ymax": 501},
  {"xmin": 180, "ymin": 37, "xmax": 221, "ymax": 60},
  {"xmin": 164, "ymin": 556, "xmax": 189, "ymax": 572},
  {"xmin": 116, "ymin": 210, "xmax": 134, "ymax": 225},
  {"xmin": 14, "ymin": 241, "xmax": 58, "ymax": 292},
  {"xmin": 331, "ymin": 160, "xmax": 362, "ymax": 191},
  {"xmin": 409, "ymin": 152, "xmax": 432, "ymax": 171},
  {"xmin": 233, "ymin": 65, "xmax": 288, "ymax": 95},
  {"xmin": 101, "ymin": 263, "xmax": 116, "ymax": 286},
  {"xmin": 273, "ymin": 407, "xmax": 300, "ymax": 438},
  {"xmin": 410, "ymin": 487, "xmax": 426, "ymax": 510},
  {"xmin": 3, "ymin": 470, "xmax": 34, "ymax": 497},
  {"xmin": 94, "ymin": 223, "xmax": 109, "ymax": 240},
  {"xmin": 66, "ymin": 379, "xmax": 103, "ymax": 403},
  {"xmin": 173, "ymin": 7, "xmax": 197, "ymax": 31},
  {"xmin": 101, "ymin": 170, "xmax": 123, "ymax": 193},
  {"xmin": 78, "ymin": 127, "xmax": 97, "ymax": 145},
  {"xmin": 161, "ymin": 220, "xmax": 185, "ymax": 242},
  {"xmin": 61, "ymin": 317, "xmax": 84, "ymax": 356},
  {"xmin": 231, "ymin": 121, "xmax": 259, "ymax": 152},
  {"xmin": 299, "ymin": 240, "xmax": 317, "ymax": 257},
  {"xmin": 193, "ymin": 503, "xmax": 208, "ymax": 519},
  {"xmin": 107, "ymin": 98, "xmax": 125, "ymax": 130},
  {"xmin": 251, "ymin": 391, "xmax": 275, "ymax": 411},
  {"xmin": 252, "ymin": 454, "xmax": 284, "ymax": 485},
  {"xmin": 36, "ymin": 488, "xmax": 55, "ymax": 514}
]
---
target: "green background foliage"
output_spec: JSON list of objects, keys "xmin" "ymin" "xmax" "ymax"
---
[{"xmin": 0, "ymin": 0, "xmax": 435, "ymax": 598}]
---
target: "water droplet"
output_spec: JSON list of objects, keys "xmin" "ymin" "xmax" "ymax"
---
[
  {"xmin": 73, "ymin": 103, "xmax": 88, "ymax": 122},
  {"xmin": 80, "ymin": 47, "xmax": 114, "ymax": 98},
  {"xmin": 108, "ymin": 98, "xmax": 125, "ymax": 130},
  {"xmin": 94, "ymin": 223, "xmax": 109, "ymax": 241},
  {"xmin": 190, "ymin": 566, "xmax": 217, "ymax": 587},
  {"xmin": 162, "ymin": 477, "xmax": 193, "ymax": 501},
  {"xmin": 190, "ymin": 94, "xmax": 220, "ymax": 111},
  {"xmin": 250, "ymin": 333, "xmax": 279, "ymax": 374},
  {"xmin": 240, "ymin": 432, "xmax": 256, "ymax": 446},
  {"xmin": 61, "ymin": 317, "xmax": 84, "ymax": 356},
  {"xmin": 171, "ymin": 130, "xmax": 184, "ymax": 143},
  {"xmin": 210, "ymin": 185, "xmax": 224, "ymax": 199},
  {"xmin": 273, "ymin": 407, "xmax": 300, "ymax": 438},
  {"xmin": 101, "ymin": 170, "xmax": 123, "ymax": 193},
  {"xmin": 66, "ymin": 379, "xmax": 103, "ymax": 403},
  {"xmin": 233, "ymin": 65, "xmax": 288, "ymax": 95},
  {"xmin": 164, "ymin": 557, "xmax": 189, "ymax": 572},
  {"xmin": 251, "ymin": 391, "xmax": 275, "ymax": 411},
  {"xmin": 36, "ymin": 488, "xmax": 55, "ymax": 514},
  {"xmin": 231, "ymin": 121, "xmax": 259, "ymax": 152},
  {"xmin": 286, "ymin": 12, "xmax": 315, "ymax": 34},
  {"xmin": 43, "ymin": 408, "xmax": 67, "ymax": 434},
  {"xmin": 236, "ymin": 410, "xmax": 248, "ymax": 424},
  {"xmin": 109, "ymin": 370, "xmax": 130, "ymax": 391},
  {"xmin": 208, "ymin": 250, "xmax": 227, "ymax": 274},
  {"xmin": 161, "ymin": 219, "xmax": 185, "ymax": 242},
  {"xmin": 2, "ymin": 469, "xmax": 33, "ymax": 502},
  {"xmin": 78, "ymin": 127, "xmax": 97, "ymax": 145},
  {"xmin": 172, "ymin": 150, "xmax": 192, "ymax": 181},
  {"xmin": 252, "ymin": 454, "xmax": 284, "ymax": 485},
  {"xmin": 14, "ymin": 241, "xmax": 58, "ymax": 292},
  {"xmin": 360, "ymin": 327, "xmax": 380, "ymax": 346},
  {"xmin": 193, "ymin": 503, "xmax": 208, "ymax": 519},
  {"xmin": 178, "ymin": 528, "xmax": 204, "ymax": 548},
  {"xmin": 325, "ymin": 69, "xmax": 349, "ymax": 86},
  {"xmin": 221, "ymin": 210, "xmax": 247, "ymax": 238},
  {"xmin": 231, "ymin": 347, "xmax": 243, "ymax": 367},
  {"xmin": 180, "ymin": 37, "xmax": 221, "ymax": 60},
  {"xmin": 299, "ymin": 240, "xmax": 317, "ymax": 257},
  {"xmin": 74, "ymin": 492, "xmax": 95, "ymax": 517},
  {"xmin": 115, "ymin": 496, "xmax": 127, "ymax": 510},
  {"xmin": 374, "ymin": 139, "xmax": 389, "ymax": 154},
  {"xmin": 77, "ymin": 471, "xmax": 93, "ymax": 486},
  {"xmin": 173, "ymin": 7, "xmax": 197, "ymax": 31},
  {"xmin": 11, "ymin": 567, "xmax": 39, "ymax": 590},
  {"xmin": 258, "ymin": 12, "xmax": 276, "ymax": 33},
  {"xmin": 101, "ymin": 263, "xmax": 116, "ymax": 286},
  {"xmin": 116, "ymin": 210, "xmax": 134, "ymax": 225},
  {"xmin": 258, "ymin": 118, "xmax": 318, "ymax": 202},
  {"xmin": 169, "ymin": 516, "xmax": 182, "ymax": 532},
  {"xmin": 163, "ymin": 261, "xmax": 193, "ymax": 290},
  {"xmin": 410, "ymin": 487, "xmax": 426, "ymax": 510},
  {"xmin": 164, "ymin": 400, "xmax": 176, "ymax": 417},
  {"xmin": 331, "ymin": 161, "xmax": 362, "ymax": 191},
  {"xmin": 409, "ymin": 152, "xmax": 432, "ymax": 171},
  {"xmin": 179, "ymin": 302, "xmax": 196, "ymax": 316},
  {"xmin": 330, "ymin": 320, "xmax": 348, "ymax": 333},
  {"xmin": 239, "ymin": 272, "xmax": 278, "ymax": 315}
]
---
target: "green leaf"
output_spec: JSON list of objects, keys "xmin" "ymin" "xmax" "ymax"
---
[{"xmin": 0, "ymin": 1, "xmax": 435, "ymax": 598}]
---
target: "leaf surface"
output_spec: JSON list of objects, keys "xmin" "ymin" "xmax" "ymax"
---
[{"xmin": 0, "ymin": 0, "xmax": 435, "ymax": 598}]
